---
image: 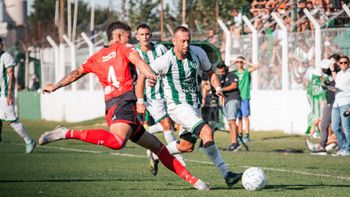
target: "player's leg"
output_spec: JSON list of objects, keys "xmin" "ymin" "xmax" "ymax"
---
[
  {"xmin": 39, "ymin": 100, "xmax": 134, "ymax": 150},
  {"xmin": 237, "ymin": 100, "xmax": 244, "ymax": 138},
  {"xmin": 0, "ymin": 98, "xmax": 35, "ymax": 153},
  {"xmin": 167, "ymin": 104, "xmax": 243, "ymax": 187},
  {"xmin": 133, "ymin": 126, "xmax": 209, "ymax": 190}
]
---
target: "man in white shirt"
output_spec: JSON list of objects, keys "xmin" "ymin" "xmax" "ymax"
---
[{"xmin": 330, "ymin": 55, "xmax": 350, "ymax": 156}]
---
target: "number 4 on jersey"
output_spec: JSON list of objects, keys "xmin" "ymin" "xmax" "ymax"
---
[{"xmin": 108, "ymin": 66, "xmax": 120, "ymax": 88}]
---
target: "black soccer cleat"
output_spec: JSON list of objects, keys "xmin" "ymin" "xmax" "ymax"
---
[{"xmin": 225, "ymin": 171, "xmax": 243, "ymax": 188}]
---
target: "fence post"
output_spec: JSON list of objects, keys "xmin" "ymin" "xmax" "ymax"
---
[
  {"xmin": 342, "ymin": 4, "xmax": 350, "ymax": 17},
  {"xmin": 81, "ymin": 32, "xmax": 95, "ymax": 91},
  {"xmin": 271, "ymin": 13, "xmax": 289, "ymax": 91},
  {"xmin": 46, "ymin": 36, "xmax": 59, "ymax": 84},
  {"xmin": 304, "ymin": 9, "xmax": 321, "ymax": 69},
  {"xmin": 217, "ymin": 19, "xmax": 232, "ymax": 66},
  {"xmin": 63, "ymin": 34, "xmax": 77, "ymax": 91},
  {"xmin": 242, "ymin": 15, "xmax": 259, "ymax": 90}
]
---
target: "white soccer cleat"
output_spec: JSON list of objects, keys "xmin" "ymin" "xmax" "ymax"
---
[
  {"xmin": 193, "ymin": 179, "xmax": 210, "ymax": 191},
  {"xmin": 39, "ymin": 126, "xmax": 69, "ymax": 145},
  {"xmin": 146, "ymin": 149, "xmax": 159, "ymax": 176}
]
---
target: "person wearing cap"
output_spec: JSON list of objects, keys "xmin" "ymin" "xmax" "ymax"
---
[
  {"xmin": 0, "ymin": 38, "xmax": 36, "ymax": 153},
  {"xmin": 306, "ymin": 54, "xmax": 340, "ymax": 155},
  {"xmin": 216, "ymin": 61, "xmax": 241, "ymax": 151},
  {"xmin": 330, "ymin": 55, "xmax": 350, "ymax": 156}
]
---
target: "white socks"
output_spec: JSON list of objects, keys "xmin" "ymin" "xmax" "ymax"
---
[
  {"xmin": 10, "ymin": 121, "xmax": 32, "ymax": 144},
  {"xmin": 166, "ymin": 141, "xmax": 182, "ymax": 155},
  {"xmin": 147, "ymin": 123, "xmax": 163, "ymax": 134},
  {"xmin": 163, "ymin": 130, "xmax": 177, "ymax": 144}
]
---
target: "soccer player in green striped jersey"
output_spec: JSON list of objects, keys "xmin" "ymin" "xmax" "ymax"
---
[
  {"xmin": 0, "ymin": 38, "xmax": 36, "ymax": 153},
  {"xmin": 135, "ymin": 24, "xmax": 185, "ymax": 176},
  {"xmin": 149, "ymin": 26, "xmax": 243, "ymax": 187}
]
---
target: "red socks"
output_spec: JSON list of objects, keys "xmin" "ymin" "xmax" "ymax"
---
[
  {"xmin": 156, "ymin": 144, "xmax": 198, "ymax": 185},
  {"xmin": 65, "ymin": 129, "xmax": 125, "ymax": 150}
]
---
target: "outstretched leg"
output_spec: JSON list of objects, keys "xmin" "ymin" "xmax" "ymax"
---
[{"xmin": 135, "ymin": 130, "xmax": 209, "ymax": 190}]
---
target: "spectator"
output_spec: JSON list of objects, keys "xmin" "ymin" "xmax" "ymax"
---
[
  {"xmin": 234, "ymin": 56, "xmax": 259, "ymax": 143},
  {"xmin": 207, "ymin": 29, "xmax": 219, "ymax": 47},
  {"xmin": 330, "ymin": 55, "xmax": 350, "ymax": 156},
  {"xmin": 307, "ymin": 54, "xmax": 341, "ymax": 155},
  {"xmin": 228, "ymin": 8, "xmax": 243, "ymax": 28},
  {"xmin": 216, "ymin": 62, "xmax": 241, "ymax": 151}
]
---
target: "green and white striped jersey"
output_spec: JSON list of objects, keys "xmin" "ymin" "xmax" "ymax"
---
[
  {"xmin": 0, "ymin": 52, "xmax": 16, "ymax": 98},
  {"xmin": 150, "ymin": 45, "xmax": 212, "ymax": 108},
  {"xmin": 135, "ymin": 43, "xmax": 167, "ymax": 101}
]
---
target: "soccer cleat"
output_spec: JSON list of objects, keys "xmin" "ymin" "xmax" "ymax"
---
[
  {"xmin": 227, "ymin": 143, "xmax": 241, "ymax": 152},
  {"xmin": 146, "ymin": 149, "xmax": 159, "ymax": 176},
  {"xmin": 225, "ymin": 171, "xmax": 243, "ymax": 187},
  {"xmin": 39, "ymin": 126, "xmax": 68, "ymax": 145},
  {"xmin": 25, "ymin": 140, "xmax": 36, "ymax": 153},
  {"xmin": 193, "ymin": 179, "xmax": 210, "ymax": 191}
]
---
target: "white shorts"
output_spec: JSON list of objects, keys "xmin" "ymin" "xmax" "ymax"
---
[
  {"xmin": 0, "ymin": 97, "xmax": 17, "ymax": 121},
  {"xmin": 168, "ymin": 103, "xmax": 204, "ymax": 137},
  {"xmin": 145, "ymin": 98, "xmax": 168, "ymax": 122}
]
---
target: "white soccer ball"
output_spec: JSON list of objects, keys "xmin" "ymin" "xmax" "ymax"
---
[{"xmin": 242, "ymin": 167, "xmax": 267, "ymax": 191}]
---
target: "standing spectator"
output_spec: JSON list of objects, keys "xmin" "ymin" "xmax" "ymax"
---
[
  {"xmin": 206, "ymin": 29, "xmax": 219, "ymax": 47},
  {"xmin": 228, "ymin": 8, "xmax": 243, "ymax": 28},
  {"xmin": 0, "ymin": 38, "xmax": 36, "ymax": 153},
  {"xmin": 216, "ymin": 62, "xmax": 241, "ymax": 151},
  {"xmin": 234, "ymin": 56, "xmax": 259, "ymax": 143},
  {"xmin": 306, "ymin": 55, "xmax": 340, "ymax": 155},
  {"xmin": 330, "ymin": 55, "xmax": 350, "ymax": 156}
]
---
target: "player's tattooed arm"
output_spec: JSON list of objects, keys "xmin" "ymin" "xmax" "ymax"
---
[{"xmin": 43, "ymin": 66, "xmax": 86, "ymax": 94}]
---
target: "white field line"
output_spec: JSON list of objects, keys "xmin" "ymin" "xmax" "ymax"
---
[{"xmin": 10, "ymin": 143, "xmax": 350, "ymax": 181}]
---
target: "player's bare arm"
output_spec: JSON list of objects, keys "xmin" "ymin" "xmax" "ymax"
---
[
  {"xmin": 6, "ymin": 67, "xmax": 15, "ymax": 105},
  {"xmin": 43, "ymin": 66, "xmax": 86, "ymax": 94},
  {"xmin": 128, "ymin": 52, "xmax": 157, "ymax": 85},
  {"xmin": 135, "ymin": 73, "xmax": 146, "ymax": 114}
]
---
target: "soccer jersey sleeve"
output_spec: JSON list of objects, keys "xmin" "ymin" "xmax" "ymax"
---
[
  {"xmin": 196, "ymin": 47, "xmax": 212, "ymax": 72},
  {"xmin": 121, "ymin": 43, "xmax": 138, "ymax": 60},
  {"xmin": 2, "ymin": 53, "xmax": 15, "ymax": 68},
  {"xmin": 81, "ymin": 56, "xmax": 95, "ymax": 73},
  {"xmin": 150, "ymin": 54, "xmax": 170, "ymax": 75}
]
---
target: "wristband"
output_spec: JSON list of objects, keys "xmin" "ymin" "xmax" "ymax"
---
[{"xmin": 136, "ymin": 98, "xmax": 144, "ymax": 104}]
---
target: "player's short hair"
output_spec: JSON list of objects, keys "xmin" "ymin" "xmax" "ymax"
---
[
  {"xmin": 107, "ymin": 21, "xmax": 132, "ymax": 41},
  {"xmin": 174, "ymin": 26, "xmax": 190, "ymax": 35},
  {"xmin": 136, "ymin": 24, "xmax": 151, "ymax": 31}
]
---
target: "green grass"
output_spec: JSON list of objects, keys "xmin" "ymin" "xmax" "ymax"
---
[{"xmin": 0, "ymin": 119, "xmax": 349, "ymax": 197}]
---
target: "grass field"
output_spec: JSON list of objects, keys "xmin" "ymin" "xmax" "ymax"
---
[{"xmin": 1, "ymin": 118, "xmax": 349, "ymax": 197}]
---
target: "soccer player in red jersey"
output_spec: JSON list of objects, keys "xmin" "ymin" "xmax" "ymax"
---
[{"xmin": 38, "ymin": 21, "xmax": 209, "ymax": 190}]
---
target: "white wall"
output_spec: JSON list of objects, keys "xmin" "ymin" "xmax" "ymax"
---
[
  {"xmin": 41, "ymin": 90, "xmax": 105, "ymax": 122},
  {"xmin": 40, "ymin": 90, "xmax": 310, "ymax": 135},
  {"xmin": 250, "ymin": 90, "xmax": 309, "ymax": 135}
]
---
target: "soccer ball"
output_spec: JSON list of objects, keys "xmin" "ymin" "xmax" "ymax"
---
[{"xmin": 242, "ymin": 167, "xmax": 267, "ymax": 191}]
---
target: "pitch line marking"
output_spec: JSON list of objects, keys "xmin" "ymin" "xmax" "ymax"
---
[{"xmin": 9, "ymin": 143, "xmax": 350, "ymax": 181}]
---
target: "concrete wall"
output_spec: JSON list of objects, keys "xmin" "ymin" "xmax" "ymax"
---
[{"xmin": 40, "ymin": 90, "xmax": 310, "ymax": 135}]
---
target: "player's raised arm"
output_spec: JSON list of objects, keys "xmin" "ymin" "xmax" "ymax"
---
[
  {"xmin": 129, "ymin": 52, "xmax": 157, "ymax": 83},
  {"xmin": 42, "ymin": 66, "xmax": 86, "ymax": 94}
]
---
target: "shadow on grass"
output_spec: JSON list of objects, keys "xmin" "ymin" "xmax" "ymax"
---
[
  {"xmin": 262, "ymin": 135, "xmax": 301, "ymax": 141},
  {"xmin": 264, "ymin": 184, "xmax": 349, "ymax": 191},
  {"xmin": 0, "ymin": 178, "xmax": 156, "ymax": 183}
]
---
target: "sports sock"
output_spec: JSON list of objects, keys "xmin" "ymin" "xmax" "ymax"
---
[
  {"xmin": 156, "ymin": 144, "xmax": 198, "ymax": 185},
  {"xmin": 10, "ymin": 121, "xmax": 32, "ymax": 144},
  {"xmin": 163, "ymin": 130, "xmax": 177, "ymax": 144},
  {"xmin": 66, "ymin": 129, "xmax": 125, "ymax": 150},
  {"xmin": 147, "ymin": 123, "xmax": 163, "ymax": 134},
  {"xmin": 166, "ymin": 141, "xmax": 181, "ymax": 155},
  {"xmin": 203, "ymin": 141, "xmax": 229, "ymax": 177}
]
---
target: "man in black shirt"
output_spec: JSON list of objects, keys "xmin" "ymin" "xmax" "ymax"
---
[{"xmin": 216, "ymin": 62, "xmax": 241, "ymax": 151}]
